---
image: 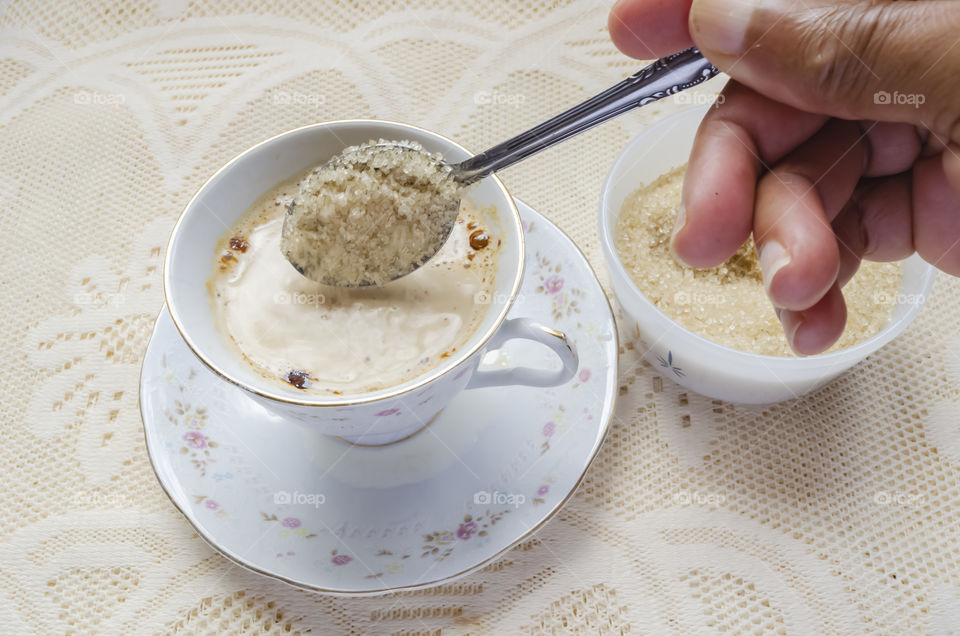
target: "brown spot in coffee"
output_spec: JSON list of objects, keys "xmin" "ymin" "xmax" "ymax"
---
[
  {"xmin": 229, "ymin": 237, "xmax": 249, "ymax": 252},
  {"xmin": 469, "ymin": 229, "xmax": 490, "ymax": 250},
  {"xmin": 467, "ymin": 221, "xmax": 478, "ymax": 230},
  {"xmin": 284, "ymin": 369, "xmax": 311, "ymax": 389}
]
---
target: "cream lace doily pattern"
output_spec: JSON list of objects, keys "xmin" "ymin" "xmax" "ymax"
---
[{"xmin": 1, "ymin": 1, "xmax": 958, "ymax": 633}]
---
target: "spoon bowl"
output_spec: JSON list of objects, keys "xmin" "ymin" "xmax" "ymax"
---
[{"xmin": 281, "ymin": 140, "xmax": 463, "ymax": 287}]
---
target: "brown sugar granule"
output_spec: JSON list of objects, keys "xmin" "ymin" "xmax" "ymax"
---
[{"xmin": 614, "ymin": 164, "xmax": 903, "ymax": 356}]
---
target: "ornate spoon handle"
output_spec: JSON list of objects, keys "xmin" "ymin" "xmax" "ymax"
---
[{"xmin": 453, "ymin": 47, "xmax": 719, "ymax": 184}]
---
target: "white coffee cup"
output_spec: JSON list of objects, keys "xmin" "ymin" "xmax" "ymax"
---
[{"xmin": 164, "ymin": 120, "xmax": 578, "ymax": 445}]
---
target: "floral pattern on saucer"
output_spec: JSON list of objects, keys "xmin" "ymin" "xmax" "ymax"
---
[
  {"xmin": 532, "ymin": 251, "xmax": 585, "ymax": 322},
  {"xmin": 421, "ymin": 509, "xmax": 511, "ymax": 562},
  {"xmin": 141, "ymin": 200, "xmax": 618, "ymax": 594}
]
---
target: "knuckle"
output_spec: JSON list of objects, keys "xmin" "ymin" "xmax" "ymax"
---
[{"xmin": 798, "ymin": 6, "xmax": 889, "ymax": 109}]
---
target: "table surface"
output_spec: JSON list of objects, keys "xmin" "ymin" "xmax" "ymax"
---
[{"xmin": 1, "ymin": 1, "xmax": 959, "ymax": 633}]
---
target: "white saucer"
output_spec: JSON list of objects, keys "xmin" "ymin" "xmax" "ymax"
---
[{"xmin": 140, "ymin": 199, "xmax": 618, "ymax": 595}]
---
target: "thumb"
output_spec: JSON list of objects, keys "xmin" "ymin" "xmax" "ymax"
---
[{"xmin": 688, "ymin": 0, "xmax": 960, "ymax": 143}]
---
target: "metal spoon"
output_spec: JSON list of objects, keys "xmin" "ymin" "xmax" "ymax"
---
[{"xmin": 287, "ymin": 47, "xmax": 718, "ymax": 285}]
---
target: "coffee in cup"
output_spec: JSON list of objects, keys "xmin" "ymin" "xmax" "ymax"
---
[{"xmin": 206, "ymin": 169, "xmax": 500, "ymax": 396}]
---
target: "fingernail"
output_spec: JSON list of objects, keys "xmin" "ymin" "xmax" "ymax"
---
[
  {"xmin": 671, "ymin": 203, "xmax": 687, "ymax": 239},
  {"xmin": 669, "ymin": 204, "xmax": 687, "ymax": 265},
  {"xmin": 759, "ymin": 240, "xmax": 790, "ymax": 302},
  {"xmin": 690, "ymin": 0, "xmax": 754, "ymax": 56},
  {"xmin": 779, "ymin": 309, "xmax": 805, "ymax": 355}
]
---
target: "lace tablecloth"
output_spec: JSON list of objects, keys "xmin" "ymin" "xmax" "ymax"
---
[{"xmin": 2, "ymin": 1, "xmax": 959, "ymax": 633}]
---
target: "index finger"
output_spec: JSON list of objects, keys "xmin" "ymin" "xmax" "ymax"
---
[{"xmin": 673, "ymin": 82, "xmax": 829, "ymax": 268}]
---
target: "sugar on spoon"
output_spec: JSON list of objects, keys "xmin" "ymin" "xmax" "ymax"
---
[{"xmin": 283, "ymin": 47, "xmax": 718, "ymax": 287}]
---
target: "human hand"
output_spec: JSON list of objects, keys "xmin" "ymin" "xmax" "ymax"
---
[{"xmin": 609, "ymin": 0, "xmax": 960, "ymax": 354}]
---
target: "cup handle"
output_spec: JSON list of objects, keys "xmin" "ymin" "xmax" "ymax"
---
[{"xmin": 465, "ymin": 317, "xmax": 578, "ymax": 389}]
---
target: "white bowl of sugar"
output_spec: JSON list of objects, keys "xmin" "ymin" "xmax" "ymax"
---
[{"xmin": 598, "ymin": 105, "xmax": 937, "ymax": 404}]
